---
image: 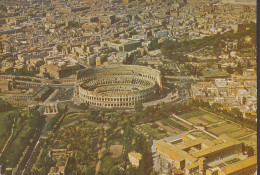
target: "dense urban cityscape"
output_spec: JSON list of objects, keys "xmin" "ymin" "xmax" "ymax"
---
[{"xmin": 0, "ymin": 0, "xmax": 257, "ymax": 175}]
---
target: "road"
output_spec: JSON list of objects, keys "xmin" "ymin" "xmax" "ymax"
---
[
  {"xmin": 17, "ymin": 80, "xmax": 75, "ymax": 88},
  {"xmin": 164, "ymin": 75, "xmax": 200, "ymax": 80},
  {"xmin": 184, "ymin": 46, "xmax": 208, "ymax": 57},
  {"xmin": 67, "ymin": 56, "xmax": 88, "ymax": 68},
  {"xmin": 20, "ymin": 139, "xmax": 41, "ymax": 175},
  {"xmin": 49, "ymin": 88, "xmax": 74, "ymax": 102}
]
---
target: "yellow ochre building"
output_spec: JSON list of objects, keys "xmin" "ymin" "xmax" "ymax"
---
[{"xmin": 154, "ymin": 133, "xmax": 257, "ymax": 175}]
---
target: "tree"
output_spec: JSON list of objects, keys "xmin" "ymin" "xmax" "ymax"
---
[
  {"xmin": 64, "ymin": 105, "xmax": 68, "ymax": 112},
  {"xmin": 67, "ymin": 144, "xmax": 71, "ymax": 150},
  {"xmin": 236, "ymin": 62, "xmax": 243, "ymax": 75},
  {"xmin": 43, "ymin": 72, "xmax": 51, "ymax": 78},
  {"xmin": 192, "ymin": 57, "xmax": 198, "ymax": 62},
  {"xmin": 0, "ymin": 99, "xmax": 13, "ymax": 112},
  {"xmin": 85, "ymin": 167, "xmax": 95, "ymax": 175},
  {"xmin": 138, "ymin": 143, "xmax": 153, "ymax": 175},
  {"xmin": 135, "ymin": 101, "xmax": 144, "ymax": 112},
  {"xmin": 123, "ymin": 122, "xmax": 134, "ymax": 145},
  {"xmin": 201, "ymin": 101, "xmax": 210, "ymax": 109},
  {"xmin": 245, "ymin": 146, "xmax": 254, "ymax": 157},
  {"xmin": 148, "ymin": 39, "xmax": 162, "ymax": 50},
  {"xmin": 110, "ymin": 166, "xmax": 121, "ymax": 175},
  {"xmin": 145, "ymin": 106, "xmax": 156, "ymax": 115},
  {"xmin": 247, "ymin": 60, "xmax": 251, "ymax": 68},
  {"xmin": 218, "ymin": 64, "xmax": 222, "ymax": 70},
  {"xmin": 231, "ymin": 108, "xmax": 242, "ymax": 117},
  {"xmin": 161, "ymin": 40, "xmax": 175, "ymax": 51},
  {"xmin": 162, "ymin": 50, "xmax": 173, "ymax": 59},
  {"xmin": 211, "ymin": 103, "xmax": 223, "ymax": 111},
  {"xmin": 79, "ymin": 103, "xmax": 89, "ymax": 110},
  {"xmin": 226, "ymin": 65, "xmax": 233, "ymax": 74},
  {"xmin": 127, "ymin": 166, "xmax": 137, "ymax": 175},
  {"xmin": 150, "ymin": 170, "xmax": 158, "ymax": 175}
]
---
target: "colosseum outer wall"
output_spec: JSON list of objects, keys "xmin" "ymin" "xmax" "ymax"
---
[{"xmin": 74, "ymin": 65, "xmax": 162, "ymax": 108}]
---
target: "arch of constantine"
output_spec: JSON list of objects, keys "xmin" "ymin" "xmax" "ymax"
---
[
  {"xmin": 44, "ymin": 102, "xmax": 59, "ymax": 114},
  {"xmin": 74, "ymin": 65, "xmax": 162, "ymax": 108}
]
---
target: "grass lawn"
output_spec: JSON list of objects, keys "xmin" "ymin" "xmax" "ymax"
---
[
  {"xmin": 207, "ymin": 123, "xmax": 240, "ymax": 136},
  {"xmin": 100, "ymin": 156, "xmax": 123, "ymax": 174},
  {"xmin": 7, "ymin": 123, "xmax": 29, "ymax": 155},
  {"xmin": 161, "ymin": 118, "xmax": 188, "ymax": 131},
  {"xmin": 178, "ymin": 109, "xmax": 205, "ymax": 120},
  {"xmin": 227, "ymin": 129, "xmax": 252, "ymax": 139},
  {"xmin": 60, "ymin": 113, "xmax": 85, "ymax": 127},
  {"xmin": 107, "ymin": 138, "xmax": 124, "ymax": 148},
  {"xmin": 218, "ymin": 113, "xmax": 256, "ymax": 131},
  {"xmin": 202, "ymin": 69, "xmax": 212, "ymax": 76},
  {"xmin": 139, "ymin": 124, "xmax": 168, "ymax": 139},
  {"xmin": 187, "ymin": 114, "xmax": 221, "ymax": 126}
]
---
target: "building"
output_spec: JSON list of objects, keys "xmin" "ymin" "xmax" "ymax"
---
[
  {"xmin": 40, "ymin": 63, "xmax": 80, "ymax": 79},
  {"xmin": 122, "ymin": 0, "xmax": 134, "ymax": 4},
  {"xmin": 128, "ymin": 151, "xmax": 142, "ymax": 167},
  {"xmin": 154, "ymin": 133, "xmax": 256, "ymax": 175},
  {"xmin": 48, "ymin": 149, "xmax": 73, "ymax": 175},
  {"xmin": 191, "ymin": 76, "xmax": 257, "ymax": 116},
  {"xmin": 121, "ymin": 39, "xmax": 142, "ymax": 52},
  {"xmin": 0, "ymin": 79, "xmax": 15, "ymax": 93}
]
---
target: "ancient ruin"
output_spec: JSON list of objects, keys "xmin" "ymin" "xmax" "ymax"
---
[
  {"xmin": 74, "ymin": 65, "xmax": 162, "ymax": 108},
  {"xmin": 44, "ymin": 102, "xmax": 59, "ymax": 114}
]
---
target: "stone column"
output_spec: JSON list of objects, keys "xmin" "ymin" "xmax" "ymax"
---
[
  {"xmin": 51, "ymin": 104, "xmax": 55, "ymax": 113},
  {"xmin": 47, "ymin": 105, "xmax": 50, "ymax": 113},
  {"xmin": 44, "ymin": 106, "xmax": 47, "ymax": 114},
  {"xmin": 55, "ymin": 103, "xmax": 58, "ymax": 113}
]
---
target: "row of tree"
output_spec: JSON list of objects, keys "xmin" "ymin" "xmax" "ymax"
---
[
  {"xmin": 134, "ymin": 99, "xmax": 256, "ymax": 131},
  {"xmin": 0, "ymin": 98, "xmax": 13, "ymax": 112},
  {"xmin": 1, "ymin": 109, "xmax": 43, "ymax": 168},
  {"xmin": 4, "ymin": 67, "xmax": 39, "ymax": 77},
  {"xmin": 46, "ymin": 107, "xmax": 66, "ymax": 131},
  {"xmin": 192, "ymin": 100, "xmax": 256, "ymax": 131}
]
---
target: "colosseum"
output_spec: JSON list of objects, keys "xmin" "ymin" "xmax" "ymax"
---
[{"xmin": 74, "ymin": 65, "xmax": 162, "ymax": 108}]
